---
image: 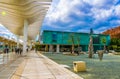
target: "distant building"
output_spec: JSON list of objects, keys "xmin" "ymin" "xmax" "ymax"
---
[
  {"xmin": 40, "ymin": 30, "xmax": 110, "ymax": 53},
  {"xmin": 103, "ymin": 26, "xmax": 120, "ymax": 38}
]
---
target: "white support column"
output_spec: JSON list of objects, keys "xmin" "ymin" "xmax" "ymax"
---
[
  {"xmin": 16, "ymin": 35, "xmax": 19, "ymax": 48},
  {"xmin": 30, "ymin": 41, "xmax": 32, "ymax": 50},
  {"xmin": 45, "ymin": 45, "xmax": 48, "ymax": 52},
  {"xmin": 49, "ymin": 45, "xmax": 53, "ymax": 52},
  {"xmin": 23, "ymin": 19, "xmax": 28, "ymax": 55},
  {"xmin": 56, "ymin": 44, "xmax": 60, "ymax": 53}
]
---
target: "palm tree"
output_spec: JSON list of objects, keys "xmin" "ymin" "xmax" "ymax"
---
[
  {"xmin": 88, "ymin": 36, "xmax": 94, "ymax": 58},
  {"xmin": 88, "ymin": 28, "xmax": 94, "ymax": 58},
  {"xmin": 71, "ymin": 34, "xmax": 74, "ymax": 54},
  {"xmin": 77, "ymin": 37, "xmax": 80, "ymax": 48},
  {"xmin": 77, "ymin": 37, "xmax": 81, "ymax": 53},
  {"xmin": 101, "ymin": 37, "xmax": 107, "ymax": 52}
]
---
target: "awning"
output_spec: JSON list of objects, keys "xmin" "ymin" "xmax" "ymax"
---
[{"xmin": 0, "ymin": 0, "xmax": 52, "ymax": 40}]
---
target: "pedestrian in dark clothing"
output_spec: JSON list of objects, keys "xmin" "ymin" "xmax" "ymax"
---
[
  {"xmin": 26, "ymin": 48, "xmax": 28, "ymax": 52},
  {"xmin": 15, "ymin": 47, "xmax": 18, "ymax": 54},
  {"xmin": 4, "ymin": 48, "xmax": 6, "ymax": 53},
  {"xmin": 19, "ymin": 48, "xmax": 22, "ymax": 55},
  {"xmin": 12, "ymin": 48, "xmax": 14, "ymax": 52},
  {"xmin": 6, "ymin": 47, "xmax": 9, "ymax": 54}
]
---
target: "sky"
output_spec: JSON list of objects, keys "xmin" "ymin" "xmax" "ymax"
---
[
  {"xmin": 41, "ymin": 0, "xmax": 120, "ymax": 34},
  {"xmin": 0, "ymin": 24, "xmax": 17, "ymax": 40},
  {"xmin": 0, "ymin": 24, "xmax": 11, "ymax": 37},
  {"xmin": 0, "ymin": 0, "xmax": 120, "ymax": 39}
]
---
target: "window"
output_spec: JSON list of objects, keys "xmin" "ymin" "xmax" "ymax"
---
[
  {"xmin": 93, "ymin": 36, "xmax": 100, "ymax": 44},
  {"xmin": 52, "ymin": 33, "xmax": 57, "ymax": 42}
]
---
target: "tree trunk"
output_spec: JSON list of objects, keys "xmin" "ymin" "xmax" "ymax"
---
[{"xmin": 88, "ymin": 36, "xmax": 93, "ymax": 58}]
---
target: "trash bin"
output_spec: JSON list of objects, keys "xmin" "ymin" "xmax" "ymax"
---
[{"xmin": 73, "ymin": 61, "xmax": 86, "ymax": 72}]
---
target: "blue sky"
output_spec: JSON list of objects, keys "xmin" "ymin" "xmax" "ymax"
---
[
  {"xmin": 0, "ymin": 0, "xmax": 120, "ymax": 38},
  {"xmin": 0, "ymin": 24, "xmax": 16, "ymax": 40},
  {"xmin": 41, "ymin": 0, "xmax": 120, "ymax": 34},
  {"xmin": 0, "ymin": 24, "xmax": 11, "ymax": 36}
]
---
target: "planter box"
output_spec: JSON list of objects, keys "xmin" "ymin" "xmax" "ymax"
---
[{"xmin": 73, "ymin": 61, "xmax": 86, "ymax": 72}]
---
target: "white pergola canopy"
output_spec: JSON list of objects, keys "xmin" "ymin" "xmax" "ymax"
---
[{"xmin": 0, "ymin": 0, "xmax": 52, "ymax": 40}]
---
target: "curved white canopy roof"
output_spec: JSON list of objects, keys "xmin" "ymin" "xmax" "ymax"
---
[{"xmin": 0, "ymin": 0, "xmax": 52, "ymax": 40}]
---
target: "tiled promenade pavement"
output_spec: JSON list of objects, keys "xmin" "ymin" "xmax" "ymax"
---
[
  {"xmin": 0, "ymin": 52, "xmax": 23, "ymax": 79},
  {"xmin": 1, "ymin": 51, "xmax": 83, "ymax": 79},
  {"xmin": 0, "ymin": 52, "xmax": 17, "ymax": 65}
]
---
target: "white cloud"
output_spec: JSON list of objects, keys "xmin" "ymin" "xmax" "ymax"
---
[
  {"xmin": 42, "ymin": 0, "xmax": 120, "ymax": 33},
  {"xmin": 83, "ymin": 0, "xmax": 119, "ymax": 8},
  {"xmin": 91, "ymin": 8, "xmax": 113, "ymax": 21},
  {"xmin": 114, "ymin": 5, "xmax": 120, "ymax": 17},
  {"xmin": 110, "ymin": 20, "xmax": 120, "ymax": 25},
  {"xmin": 77, "ymin": 29, "xmax": 90, "ymax": 33},
  {"xmin": 63, "ymin": 29, "xmax": 71, "ymax": 32},
  {"xmin": 83, "ymin": 0, "xmax": 105, "ymax": 7},
  {"xmin": 0, "ymin": 24, "xmax": 10, "ymax": 32},
  {"xmin": 95, "ymin": 26, "xmax": 109, "ymax": 33},
  {"xmin": 0, "ymin": 24, "xmax": 17, "ymax": 40},
  {"xmin": 69, "ymin": 21, "xmax": 90, "ymax": 28},
  {"xmin": 75, "ymin": 10, "xmax": 84, "ymax": 16},
  {"xmin": 91, "ymin": 4, "xmax": 120, "ymax": 23},
  {"xmin": 46, "ymin": 0, "xmax": 82, "ymax": 23},
  {"xmin": 0, "ymin": 31, "xmax": 10, "ymax": 35}
]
